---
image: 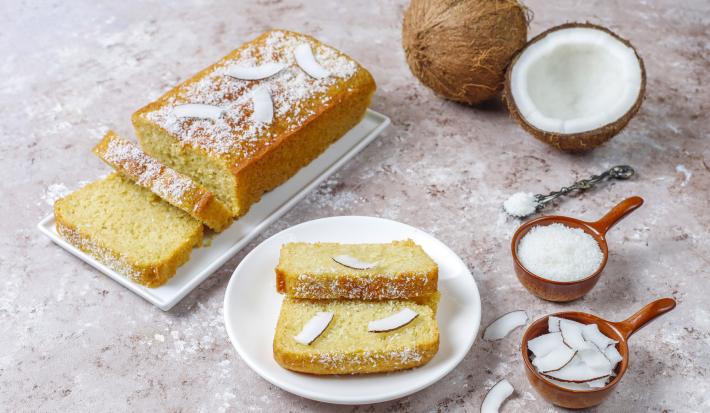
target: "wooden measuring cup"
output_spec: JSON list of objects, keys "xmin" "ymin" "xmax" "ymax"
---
[
  {"xmin": 521, "ymin": 298, "xmax": 676, "ymax": 409},
  {"xmin": 511, "ymin": 196, "xmax": 644, "ymax": 302}
]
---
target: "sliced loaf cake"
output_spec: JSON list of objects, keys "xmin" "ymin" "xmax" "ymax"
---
[
  {"xmin": 93, "ymin": 131, "xmax": 232, "ymax": 232},
  {"xmin": 54, "ymin": 173, "xmax": 203, "ymax": 287},
  {"xmin": 275, "ymin": 240, "xmax": 438, "ymax": 300},
  {"xmin": 273, "ymin": 294, "xmax": 440, "ymax": 374}
]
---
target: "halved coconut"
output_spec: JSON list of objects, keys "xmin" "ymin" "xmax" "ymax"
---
[{"xmin": 504, "ymin": 23, "xmax": 646, "ymax": 152}]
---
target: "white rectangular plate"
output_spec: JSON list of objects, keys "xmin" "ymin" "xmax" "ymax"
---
[{"xmin": 38, "ymin": 109, "xmax": 390, "ymax": 311}]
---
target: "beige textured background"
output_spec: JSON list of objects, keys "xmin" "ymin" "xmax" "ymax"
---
[{"xmin": 2, "ymin": 0, "xmax": 708, "ymax": 411}]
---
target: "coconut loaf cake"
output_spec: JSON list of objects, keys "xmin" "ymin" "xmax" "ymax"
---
[
  {"xmin": 275, "ymin": 240, "xmax": 438, "ymax": 300},
  {"xmin": 54, "ymin": 173, "xmax": 203, "ymax": 287},
  {"xmin": 132, "ymin": 29, "xmax": 376, "ymax": 217},
  {"xmin": 93, "ymin": 131, "xmax": 232, "ymax": 232},
  {"xmin": 273, "ymin": 294, "xmax": 440, "ymax": 375}
]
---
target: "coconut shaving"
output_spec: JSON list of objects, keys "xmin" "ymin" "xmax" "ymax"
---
[{"xmin": 529, "ymin": 316, "xmax": 622, "ymax": 390}]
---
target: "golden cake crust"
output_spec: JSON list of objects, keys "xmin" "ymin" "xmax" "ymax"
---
[
  {"xmin": 93, "ymin": 131, "xmax": 232, "ymax": 231},
  {"xmin": 273, "ymin": 339, "xmax": 439, "ymax": 375},
  {"xmin": 132, "ymin": 29, "xmax": 375, "ymax": 171},
  {"xmin": 132, "ymin": 29, "xmax": 376, "ymax": 217}
]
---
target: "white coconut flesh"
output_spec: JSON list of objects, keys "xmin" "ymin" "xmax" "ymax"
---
[
  {"xmin": 483, "ymin": 310, "xmax": 528, "ymax": 341},
  {"xmin": 528, "ymin": 317, "xmax": 624, "ymax": 390},
  {"xmin": 510, "ymin": 27, "xmax": 642, "ymax": 134}
]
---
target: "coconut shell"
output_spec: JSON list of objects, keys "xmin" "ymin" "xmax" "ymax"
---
[
  {"xmin": 503, "ymin": 22, "xmax": 647, "ymax": 152},
  {"xmin": 402, "ymin": 0, "xmax": 528, "ymax": 105}
]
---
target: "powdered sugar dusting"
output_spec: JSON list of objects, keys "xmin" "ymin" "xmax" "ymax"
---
[
  {"xmin": 144, "ymin": 30, "xmax": 358, "ymax": 160},
  {"xmin": 173, "ymin": 103, "xmax": 223, "ymax": 120},
  {"xmin": 102, "ymin": 136, "xmax": 196, "ymax": 205},
  {"xmin": 42, "ymin": 183, "xmax": 71, "ymax": 205}
]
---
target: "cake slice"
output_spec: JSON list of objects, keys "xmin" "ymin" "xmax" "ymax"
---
[
  {"xmin": 273, "ymin": 294, "xmax": 440, "ymax": 374},
  {"xmin": 275, "ymin": 240, "xmax": 438, "ymax": 300},
  {"xmin": 132, "ymin": 29, "xmax": 376, "ymax": 217},
  {"xmin": 54, "ymin": 173, "xmax": 203, "ymax": 287},
  {"xmin": 93, "ymin": 131, "xmax": 232, "ymax": 232}
]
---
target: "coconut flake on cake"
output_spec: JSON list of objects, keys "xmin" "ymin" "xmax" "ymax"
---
[{"xmin": 145, "ymin": 31, "xmax": 358, "ymax": 160}]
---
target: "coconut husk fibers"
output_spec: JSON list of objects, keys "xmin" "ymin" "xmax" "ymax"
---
[
  {"xmin": 403, "ymin": 0, "xmax": 529, "ymax": 105},
  {"xmin": 503, "ymin": 22, "xmax": 647, "ymax": 152}
]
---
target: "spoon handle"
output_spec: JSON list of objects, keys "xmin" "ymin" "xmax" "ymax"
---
[
  {"xmin": 588, "ymin": 196, "xmax": 645, "ymax": 236},
  {"xmin": 535, "ymin": 165, "xmax": 635, "ymax": 209},
  {"xmin": 615, "ymin": 298, "xmax": 677, "ymax": 340}
]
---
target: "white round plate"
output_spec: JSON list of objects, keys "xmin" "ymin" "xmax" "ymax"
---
[{"xmin": 223, "ymin": 216, "xmax": 481, "ymax": 404}]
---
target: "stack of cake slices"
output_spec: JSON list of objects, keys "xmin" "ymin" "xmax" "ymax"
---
[
  {"xmin": 52, "ymin": 30, "xmax": 376, "ymax": 288},
  {"xmin": 272, "ymin": 240, "xmax": 441, "ymax": 374}
]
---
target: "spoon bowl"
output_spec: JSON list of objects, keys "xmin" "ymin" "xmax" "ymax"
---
[
  {"xmin": 521, "ymin": 298, "xmax": 676, "ymax": 409},
  {"xmin": 511, "ymin": 196, "xmax": 644, "ymax": 302}
]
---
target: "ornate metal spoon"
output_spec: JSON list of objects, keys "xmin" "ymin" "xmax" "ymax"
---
[{"xmin": 504, "ymin": 165, "xmax": 635, "ymax": 218}]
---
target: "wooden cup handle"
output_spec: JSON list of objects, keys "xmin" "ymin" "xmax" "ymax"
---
[
  {"xmin": 588, "ymin": 196, "xmax": 644, "ymax": 236},
  {"xmin": 615, "ymin": 298, "xmax": 677, "ymax": 340}
]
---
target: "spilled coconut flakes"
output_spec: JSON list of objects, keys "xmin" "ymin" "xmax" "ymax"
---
[
  {"xmin": 481, "ymin": 379, "xmax": 514, "ymax": 413},
  {"xmin": 517, "ymin": 223, "xmax": 603, "ymax": 281},
  {"xmin": 483, "ymin": 310, "xmax": 528, "ymax": 341}
]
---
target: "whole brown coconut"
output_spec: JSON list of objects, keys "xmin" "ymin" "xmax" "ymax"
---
[{"xmin": 402, "ymin": 0, "xmax": 528, "ymax": 105}]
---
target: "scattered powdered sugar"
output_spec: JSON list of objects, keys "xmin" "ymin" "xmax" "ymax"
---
[
  {"xmin": 675, "ymin": 164, "xmax": 692, "ymax": 187},
  {"xmin": 517, "ymin": 223, "xmax": 604, "ymax": 281},
  {"xmin": 504, "ymin": 192, "xmax": 538, "ymax": 217},
  {"xmin": 173, "ymin": 103, "xmax": 223, "ymax": 120},
  {"xmin": 103, "ymin": 136, "xmax": 195, "ymax": 204},
  {"xmin": 144, "ymin": 30, "xmax": 358, "ymax": 160},
  {"xmin": 42, "ymin": 183, "xmax": 71, "ymax": 205}
]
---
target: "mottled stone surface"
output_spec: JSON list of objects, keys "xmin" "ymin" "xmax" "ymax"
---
[{"xmin": 2, "ymin": 0, "xmax": 708, "ymax": 411}]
